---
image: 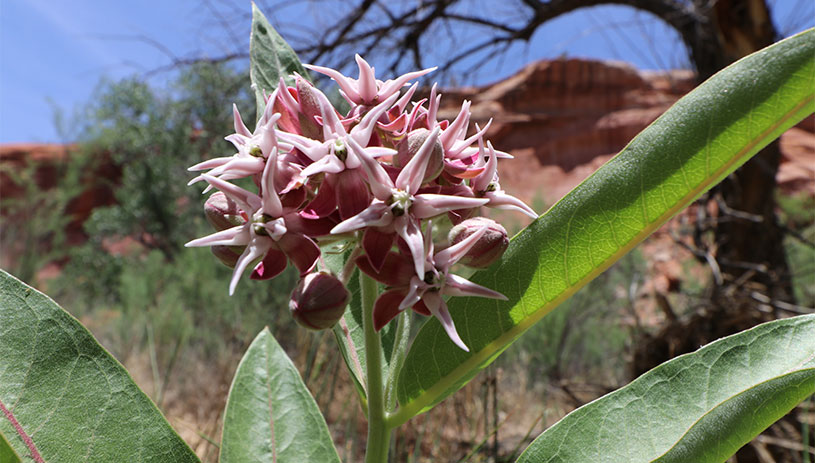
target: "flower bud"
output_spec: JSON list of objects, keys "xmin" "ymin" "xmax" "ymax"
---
[
  {"xmin": 289, "ymin": 272, "xmax": 350, "ymax": 330},
  {"xmin": 296, "ymin": 76, "xmax": 324, "ymax": 140},
  {"xmin": 211, "ymin": 245, "xmax": 244, "ymax": 268},
  {"xmin": 395, "ymin": 128, "xmax": 444, "ymax": 183},
  {"xmin": 204, "ymin": 192, "xmax": 244, "ymax": 231},
  {"xmin": 448, "ymin": 217, "xmax": 508, "ymax": 268}
]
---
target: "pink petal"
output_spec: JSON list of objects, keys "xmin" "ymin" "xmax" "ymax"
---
[
  {"xmin": 250, "ymin": 247, "xmax": 288, "ymax": 280},
  {"xmin": 278, "ymin": 233, "xmax": 320, "ymax": 275},
  {"xmin": 411, "ymin": 194, "xmax": 488, "ymax": 219},
  {"xmin": 260, "ymin": 147, "xmax": 283, "ymax": 217},
  {"xmin": 304, "ymin": 63, "xmax": 362, "ymax": 105},
  {"xmin": 331, "ymin": 201, "xmax": 392, "ymax": 234},
  {"xmin": 355, "ymin": 250, "xmax": 413, "ymax": 287},
  {"xmin": 485, "ymin": 191, "xmax": 538, "ymax": 218},
  {"xmin": 352, "ymin": 92, "xmax": 400, "ymax": 147},
  {"xmin": 422, "ymin": 291, "xmax": 469, "ymax": 352},
  {"xmin": 185, "ymin": 225, "xmax": 248, "ymax": 248},
  {"xmin": 201, "ymin": 174, "xmax": 259, "ymax": 215},
  {"xmin": 233, "ymin": 104, "xmax": 252, "ymax": 137},
  {"xmin": 442, "ymin": 273, "xmax": 507, "ymax": 300},
  {"xmin": 377, "ymin": 66, "xmax": 437, "ymax": 102},
  {"xmin": 373, "ymin": 289, "xmax": 408, "ymax": 331},
  {"xmin": 439, "ymin": 100, "xmax": 471, "ymax": 149},
  {"xmin": 355, "ymin": 54, "xmax": 378, "ymax": 103},
  {"xmin": 302, "ymin": 175, "xmax": 337, "ymax": 218},
  {"xmin": 394, "ymin": 82, "xmax": 418, "ymax": 113},
  {"xmin": 394, "ymin": 215, "xmax": 426, "ymax": 278},
  {"xmin": 335, "ymin": 170, "xmax": 372, "ymax": 220},
  {"xmin": 399, "ymin": 276, "xmax": 424, "ymax": 311},
  {"xmin": 396, "ymin": 126, "xmax": 441, "ymax": 193},
  {"xmin": 345, "ymin": 136, "xmax": 393, "ymax": 200},
  {"xmin": 301, "ymin": 155, "xmax": 345, "ymax": 177},
  {"xmin": 434, "ymin": 226, "xmax": 487, "ymax": 269},
  {"xmin": 362, "ymin": 227, "xmax": 396, "ymax": 273},
  {"xmin": 230, "ymin": 241, "xmax": 271, "ymax": 295}
]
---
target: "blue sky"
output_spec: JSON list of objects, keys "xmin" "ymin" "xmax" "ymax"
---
[{"xmin": 0, "ymin": 0, "xmax": 811, "ymax": 143}]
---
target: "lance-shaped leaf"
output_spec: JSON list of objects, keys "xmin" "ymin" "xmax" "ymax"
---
[
  {"xmin": 250, "ymin": 4, "xmax": 309, "ymax": 119},
  {"xmin": 0, "ymin": 270, "xmax": 199, "ymax": 462},
  {"xmin": 219, "ymin": 328, "xmax": 340, "ymax": 463},
  {"xmin": 393, "ymin": 29, "xmax": 815, "ymax": 423},
  {"xmin": 516, "ymin": 314, "xmax": 815, "ymax": 462}
]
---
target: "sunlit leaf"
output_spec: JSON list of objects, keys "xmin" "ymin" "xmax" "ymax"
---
[
  {"xmin": 219, "ymin": 328, "xmax": 340, "ymax": 463},
  {"xmin": 517, "ymin": 315, "xmax": 815, "ymax": 462},
  {"xmin": 250, "ymin": 3, "xmax": 309, "ymax": 119},
  {"xmin": 0, "ymin": 270, "xmax": 199, "ymax": 462},
  {"xmin": 394, "ymin": 29, "xmax": 815, "ymax": 423}
]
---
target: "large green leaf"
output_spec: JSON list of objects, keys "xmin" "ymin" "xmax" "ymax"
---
[
  {"xmin": 393, "ymin": 29, "xmax": 815, "ymax": 423},
  {"xmin": 516, "ymin": 314, "xmax": 815, "ymax": 462},
  {"xmin": 0, "ymin": 270, "xmax": 199, "ymax": 462},
  {"xmin": 219, "ymin": 328, "xmax": 340, "ymax": 463},
  {"xmin": 250, "ymin": 3, "xmax": 309, "ymax": 119}
]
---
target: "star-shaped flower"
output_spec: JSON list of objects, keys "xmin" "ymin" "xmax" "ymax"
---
[
  {"xmin": 305, "ymin": 54, "xmax": 435, "ymax": 106},
  {"xmin": 356, "ymin": 223, "xmax": 507, "ymax": 351},
  {"xmin": 332, "ymin": 127, "xmax": 489, "ymax": 277},
  {"xmin": 185, "ymin": 147, "xmax": 320, "ymax": 295}
]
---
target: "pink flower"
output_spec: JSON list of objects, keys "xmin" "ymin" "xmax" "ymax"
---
[
  {"xmin": 356, "ymin": 224, "xmax": 507, "ymax": 351},
  {"xmin": 332, "ymin": 127, "xmax": 488, "ymax": 277},
  {"xmin": 305, "ymin": 54, "xmax": 435, "ymax": 106},
  {"xmin": 185, "ymin": 148, "xmax": 321, "ymax": 295},
  {"xmin": 470, "ymin": 137, "xmax": 538, "ymax": 219}
]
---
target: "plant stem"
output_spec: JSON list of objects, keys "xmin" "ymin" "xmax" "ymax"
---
[
  {"xmin": 361, "ymin": 272, "xmax": 390, "ymax": 463},
  {"xmin": 385, "ymin": 310, "xmax": 410, "ymax": 412}
]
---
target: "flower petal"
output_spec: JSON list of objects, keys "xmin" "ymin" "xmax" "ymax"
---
[
  {"xmin": 373, "ymin": 289, "xmax": 408, "ymax": 331},
  {"xmin": 355, "ymin": 249, "xmax": 413, "ymax": 287},
  {"xmin": 355, "ymin": 54, "xmax": 378, "ymax": 104},
  {"xmin": 362, "ymin": 228, "xmax": 397, "ymax": 273},
  {"xmin": 331, "ymin": 201, "xmax": 392, "ymax": 234},
  {"xmin": 422, "ymin": 291, "xmax": 469, "ymax": 352},
  {"xmin": 485, "ymin": 191, "xmax": 538, "ymax": 218},
  {"xmin": 434, "ymin": 225, "xmax": 487, "ymax": 269},
  {"xmin": 250, "ymin": 247, "xmax": 288, "ymax": 280},
  {"xmin": 335, "ymin": 170, "xmax": 372, "ymax": 220},
  {"xmin": 442, "ymin": 273, "xmax": 507, "ymax": 300},
  {"xmin": 394, "ymin": 215, "xmax": 426, "ymax": 278},
  {"xmin": 396, "ymin": 126, "xmax": 441, "ymax": 193},
  {"xmin": 304, "ymin": 63, "xmax": 362, "ymax": 105},
  {"xmin": 186, "ymin": 225, "xmax": 248, "ymax": 248},
  {"xmin": 411, "ymin": 194, "xmax": 488, "ymax": 219},
  {"xmin": 230, "ymin": 240, "xmax": 271, "ymax": 295},
  {"xmin": 278, "ymin": 233, "xmax": 320, "ymax": 275}
]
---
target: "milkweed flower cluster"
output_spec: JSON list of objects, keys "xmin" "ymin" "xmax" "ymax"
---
[{"xmin": 187, "ymin": 55, "xmax": 536, "ymax": 351}]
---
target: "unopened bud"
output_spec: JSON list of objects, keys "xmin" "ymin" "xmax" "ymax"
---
[
  {"xmin": 395, "ymin": 128, "xmax": 444, "ymax": 183},
  {"xmin": 211, "ymin": 245, "xmax": 244, "ymax": 268},
  {"xmin": 296, "ymin": 76, "xmax": 324, "ymax": 140},
  {"xmin": 448, "ymin": 217, "xmax": 508, "ymax": 268},
  {"xmin": 289, "ymin": 272, "xmax": 350, "ymax": 330},
  {"xmin": 204, "ymin": 192, "xmax": 244, "ymax": 231}
]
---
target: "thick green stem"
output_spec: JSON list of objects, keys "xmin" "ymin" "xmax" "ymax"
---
[{"xmin": 361, "ymin": 272, "xmax": 391, "ymax": 463}]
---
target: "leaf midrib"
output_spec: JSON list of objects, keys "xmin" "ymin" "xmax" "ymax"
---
[{"xmin": 649, "ymin": 367, "xmax": 815, "ymax": 462}]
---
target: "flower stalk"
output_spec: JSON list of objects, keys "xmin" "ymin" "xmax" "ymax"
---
[{"xmin": 361, "ymin": 271, "xmax": 391, "ymax": 463}]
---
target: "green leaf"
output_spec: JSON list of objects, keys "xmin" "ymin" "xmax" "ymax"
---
[
  {"xmin": 394, "ymin": 29, "xmax": 815, "ymax": 423},
  {"xmin": 0, "ymin": 270, "xmax": 199, "ymax": 462},
  {"xmin": 0, "ymin": 433, "xmax": 21, "ymax": 463},
  {"xmin": 324, "ymin": 250, "xmax": 397, "ymax": 405},
  {"xmin": 516, "ymin": 315, "xmax": 815, "ymax": 462},
  {"xmin": 219, "ymin": 328, "xmax": 340, "ymax": 463},
  {"xmin": 250, "ymin": 3, "xmax": 309, "ymax": 119}
]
